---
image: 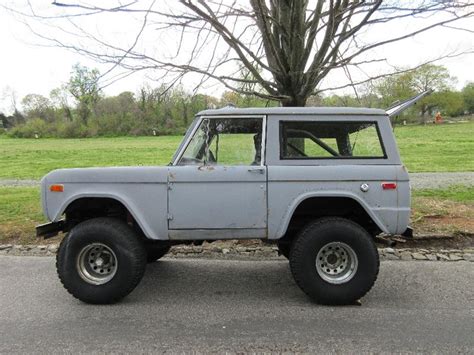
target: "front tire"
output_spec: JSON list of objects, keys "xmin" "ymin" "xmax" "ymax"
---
[
  {"xmin": 56, "ymin": 217, "xmax": 147, "ymax": 304},
  {"xmin": 289, "ymin": 217, "xmax": 379, "ymax": 305}
]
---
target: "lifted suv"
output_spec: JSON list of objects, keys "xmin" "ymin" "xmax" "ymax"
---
[{"xmin": 38, "ymin": 106, "xmax": 413, "ymax": 305}]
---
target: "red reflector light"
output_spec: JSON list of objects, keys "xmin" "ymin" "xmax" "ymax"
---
[
  {"xmin": 382, "ymin": 182, "xmax": 397, "ymax": 190},
  {"xmin": 50, "ymin": 184, "xmax": 64, "ymax": 192}
]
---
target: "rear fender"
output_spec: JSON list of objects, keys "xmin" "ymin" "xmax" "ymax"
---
[{"xmin": 275, "ymin": 191, "xmax": 390, "ymax": 239}]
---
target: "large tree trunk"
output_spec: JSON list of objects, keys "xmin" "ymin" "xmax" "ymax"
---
[
  {"xmin": 419, "ymin": 103, "xmax": 428, "ymax": 124},
  {"xmin": 281, "ymin": 95, "xmax": 308, "ymax": 107},
  {"xmin": 282, "ymin": 94, "xmax": 307, "ymax": 151}
]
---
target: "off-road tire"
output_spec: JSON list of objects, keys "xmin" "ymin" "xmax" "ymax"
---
[
  {"xmin": 289, "ymin": 217, "xmax": 379, "ymax": 305},
  {"xmin": 56, "ymin": 217, "xmax": 147, "ymax": 304},
  {"xmin": 146, "ymin": 244, "xmax": 171, "ymax": 263}
]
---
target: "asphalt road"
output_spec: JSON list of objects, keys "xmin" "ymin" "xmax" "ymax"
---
[{"xmin": 0, "ymin": 257, "xmax": 473, "ymax": 353}]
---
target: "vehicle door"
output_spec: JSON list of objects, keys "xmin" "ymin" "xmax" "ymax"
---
[{"xmin": 167, "ymin": 115, "xmax": 267, "ymax": 239}]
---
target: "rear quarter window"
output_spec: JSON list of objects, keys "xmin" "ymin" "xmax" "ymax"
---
[{"xmin": 280, "ymin": 121, "xmax": 386, "ymax": 159}]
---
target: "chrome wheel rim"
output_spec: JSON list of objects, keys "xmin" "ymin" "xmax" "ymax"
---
[
  {"xmin": 76, "ymin": 243, "xmax": 118, "ymax": 285},
  {"xmin": 316, "ymin": 242, "xmax": 358, "ymax": 284}
]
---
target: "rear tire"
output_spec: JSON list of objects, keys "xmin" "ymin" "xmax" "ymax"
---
[
  {"xmin": 289, "ymin": 217, "xmax": 379, "ymax": 305},
  {"xmin": 56, "ymin": 217, "xmax": 147, "ymax": 304}
]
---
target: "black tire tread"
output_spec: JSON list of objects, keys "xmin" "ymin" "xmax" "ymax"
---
[
  {"xmin": 56, "ymin": 217, "xmax": 147, "ymax": 304},
  {"xmin": 289, "ymin": 217, "xmax": 379, "ymax": 305}
]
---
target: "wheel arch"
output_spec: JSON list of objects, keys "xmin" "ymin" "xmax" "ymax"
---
[{"xmin": 55, "ymin": 193, "xmax": 154, "ymax": 240}]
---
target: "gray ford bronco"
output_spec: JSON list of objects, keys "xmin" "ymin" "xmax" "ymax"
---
[{"xmin": 37, "ymin": 98, "xmax": 424, "ymax": 305}]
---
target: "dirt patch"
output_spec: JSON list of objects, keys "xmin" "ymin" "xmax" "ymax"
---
[{"xmin": 410, "ymin": 197, "xmax": 473, "ymax": 245}]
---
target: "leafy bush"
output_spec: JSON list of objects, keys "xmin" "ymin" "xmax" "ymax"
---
[
  {"xmin": 56, "ymin": 121, "xmax": 90, "ymax": 138},
  {"xmin": 8, "ymin": 118, "xmax": 53, "ymax": 138}
]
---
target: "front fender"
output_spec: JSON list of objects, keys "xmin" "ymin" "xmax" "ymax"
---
[{"xmin": 45, "ymin": 183, "xmax": 168, "ymax": 240}]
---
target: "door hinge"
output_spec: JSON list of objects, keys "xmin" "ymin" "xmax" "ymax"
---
[{"xmin": 167, "ymin": 213, "xmax": 173, "ymax": 220}]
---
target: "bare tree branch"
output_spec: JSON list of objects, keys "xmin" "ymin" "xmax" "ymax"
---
[{"xmin": 3, "ymin": 0, "xmax": 473, "ymax": 106}]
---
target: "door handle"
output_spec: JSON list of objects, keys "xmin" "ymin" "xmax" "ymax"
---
[{"xmin": 248, "ymin": 167, "xmax": 265, "ymax": 174}]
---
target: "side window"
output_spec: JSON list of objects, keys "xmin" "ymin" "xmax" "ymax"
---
[
  {"xmin": 179, "ymin": 117, "xmax": 263, "ymax": 166},
  {"xmin": 280, "ymin": 121, "xmax": 385, "ymax": 159}
]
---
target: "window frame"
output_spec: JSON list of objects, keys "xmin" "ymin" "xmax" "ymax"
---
[
  {"xmin": 279, "ymin": 120, "xmax": 388, "ymax": 160},
  {"xmin": 172, "ymin": 115, "xmax": 267, "ymax": 166}
]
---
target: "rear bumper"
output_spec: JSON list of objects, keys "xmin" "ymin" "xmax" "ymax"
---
[{"xmin": 36, "ymin": 220, "xmax": 65, "ymax": 239}]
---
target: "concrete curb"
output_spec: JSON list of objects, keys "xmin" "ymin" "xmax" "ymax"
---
[{"xmin": 0, "ymin": 243, "xmax": 472, "ymax": 262}]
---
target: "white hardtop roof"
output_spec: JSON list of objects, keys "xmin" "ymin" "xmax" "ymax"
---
[{"xmin": 197, "ymin": 106, "xmax": 387, "ymax": 117}]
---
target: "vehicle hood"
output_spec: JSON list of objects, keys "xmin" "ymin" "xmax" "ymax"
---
[{"xmin": 42, "ymin": 166, "xmax": 169, "ymax": 184}]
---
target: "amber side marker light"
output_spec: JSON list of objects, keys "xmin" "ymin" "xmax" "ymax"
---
[
  {"xmin": 49, "ymin": 184, "xmax": 64, "ymax": 192},
  {"xmin": 381, "ymin": 182, "xmax": 397, "ymax": 190}
]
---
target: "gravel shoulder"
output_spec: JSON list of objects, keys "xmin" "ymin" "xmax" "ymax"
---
[
  {"xmin": 0, "ymin": 179, "xmax": 40, "ymax": 187},
  {"xmin": 1, "ymin": 242, "xmax": 472, "ymax": 262},
  {"xmin": 1, "ymin": 172, "xmax": 473, "ymax": 188},
  {"xmin": 409, "ymin": 172, "xmax": 474, "ymax": 189}
]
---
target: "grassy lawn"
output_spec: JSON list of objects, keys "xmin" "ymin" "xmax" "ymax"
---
[
  {"xmin": 0, "ymin": 187, "xmax": 45, "ymax": 244},
  {"xmin": 412, "ymin": 185, "xmax": 474, "ymax": 203},
  {"xmin": 0, "ymin": 121, "xmax": 472, "ymax": 180},
  {"xmin": 394, "ymin": 122, "xmax": 474, "ymax": 172},
  {"xmin": 0, "ymin": 135, "xmax": 180, "ymax": 180}
]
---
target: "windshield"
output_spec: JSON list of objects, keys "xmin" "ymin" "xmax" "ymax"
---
[
  {"xmin": 177, "ymin": 117, "xmax": 264, "ymax": 166},
  {"xmin": 181, "ymin": 120, "xmax": 210, "ymax": 164},
  {"xmin": 170, "ymin": 117, "xmax": 200, "ymax": 164}
]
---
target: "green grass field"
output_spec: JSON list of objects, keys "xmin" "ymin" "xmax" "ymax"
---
[
  {"xmin": 412, "ymin": 185, "xmax": 474, "ymax": 203},
  {"xmin": 0, "ymin": 135, "xmax": 179, "ymax": 180},
  {"xmin": 0, "ymin": 121, "xmax": 472, "ymax": 179},
  {"xmin": 394, "ymin": 122, "xmax": 474, "ymax": 172},
  {"xmin": 0, "ymin": 187, "xmax": 44, "ymax": 243}
]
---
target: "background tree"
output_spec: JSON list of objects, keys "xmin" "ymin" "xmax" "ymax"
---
[
  {"xmin": 21, "ymin": 94, "xmax": 53, "ymax": 122},
  {"xmin": 372, "ymin": 72, "xmax": 416, "ymax": 109},
  {"xmin": 50, "ymin": 86, "xmax": 73, "ymax": 122},
  {"xmin": 361, "ymin": 64, "xmax": 459, "ymax": 123},
  {"xmin": 462, "ymin": 83, "xmax": 474, "ymax": 114},
  {"xmin": 8, "ymin": 1, "xmax": 474, "ymax": 107},
  {"xmin": 67, "ymin": 64, "xmax": 101, "ymax": 124},
  {"xmin": 410, "ymin": 65, "xmax": 456, "ymax": 122},
  {"xmin": 5, "ymin": 62, "xmax": 472, "ymax": 138},
  {"xmin": 1, "ymin": 86, "xmax": 25, "ymax": 126},
  {"xmin": 432, "ymin": 91, "xmax": 465, "ymax": 117}
]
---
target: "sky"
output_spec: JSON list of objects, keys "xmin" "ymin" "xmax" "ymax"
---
[{"xmin": 0, "ymin": 1, "xmax": 473, "ymax": 115}]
